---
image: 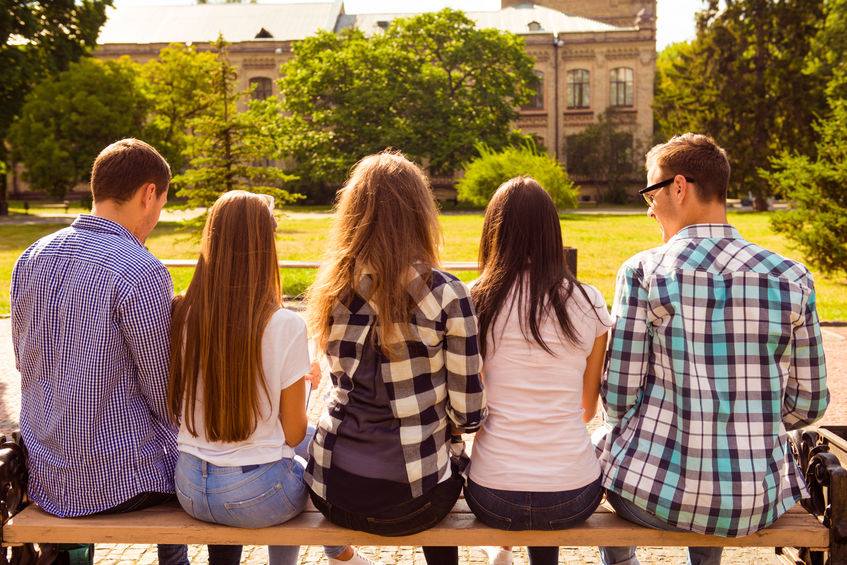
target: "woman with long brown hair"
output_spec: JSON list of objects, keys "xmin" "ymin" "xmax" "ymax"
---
[
  {"xmin": 305, "ymin": 150, "xmax": 486, "ymax": 565},
  {"xmin": 167, "ymin": 191, "xmax": 356, "ymax": 565},
  {"xmin": 466, "ymin": 177, "xmax": 611, "ymax": 565}
]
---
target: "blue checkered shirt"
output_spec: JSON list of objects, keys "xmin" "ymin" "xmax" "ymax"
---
[
  {"xmin": 11, "ymin": 215, "xmax": 178, "ymax": 517},
  {"xmin": 597, "ymin": 224, "xmax": 828, "ymax": 537}
]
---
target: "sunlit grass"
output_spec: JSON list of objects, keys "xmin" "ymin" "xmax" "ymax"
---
[{"xmin": 2, "ymin": 211, "xmax": 845, "ymax": 320}]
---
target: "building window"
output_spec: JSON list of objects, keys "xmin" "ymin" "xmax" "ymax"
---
[
  {"xmin": 523, "ymin": 70, "xmax": 544, "ymax": 110},
  {"xmin": 610, "ymin": 67, "xmax": 634, "ymax": 107},
  {"xmin": 527, "ymin": 21, "xmax": 542, "ymax": 31},
  {"xmin": 566, "ymin": 69, "xmax": 590, "ymax": 109},
  {"xmin": 250, "ymin": 77, "xmax": 273, "ymax": 101}
]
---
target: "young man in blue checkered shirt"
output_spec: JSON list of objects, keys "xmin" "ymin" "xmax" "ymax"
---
[
  {"xmin": 11, "ymin": 139, "xmax": 187, "ymax": 564},
  {"xmin": 597, "ymin": 133, "xmax": 829, "ymax": 565}
]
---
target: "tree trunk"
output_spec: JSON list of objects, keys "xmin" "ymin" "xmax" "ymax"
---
[
  {"xmin": 0, "ymin": 147, "xmax": 8, "ymax": 216},
  {"xmin": 753, "ymin": 193, "xmax": 768, "ymax": 212}
]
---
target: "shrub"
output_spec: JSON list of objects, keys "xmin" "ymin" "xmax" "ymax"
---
[{"xmin": 457, "ymin": 143, "xmax": 578, "ymax": 208}]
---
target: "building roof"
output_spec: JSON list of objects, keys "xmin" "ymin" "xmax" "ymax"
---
[
  {"xmin": 97, "ymin": 2, "xmax": 344, "ymax": 45},
  {"xmin": 346, "ymin": 3, "xmax": 625, "ymax": 36}
]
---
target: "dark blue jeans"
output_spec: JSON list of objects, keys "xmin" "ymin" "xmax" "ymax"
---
[
  {"xmin": 312, "ymin": 471, "xmax": 465, "ymax": 565},
  {"xmin": 97, "ymin": 492, "xmax": 188, "ymax": 564},
  {"xmin": 464, "ymin": 476, "xmax": 603, "ymax": 565}
]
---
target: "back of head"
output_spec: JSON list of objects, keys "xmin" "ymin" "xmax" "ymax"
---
[
  {"xmin": 168, "ymin": 190, "xmax": 281, "ymax": 442},
  {"xmin": 308, "ymin": 150, "xmax": 441, "ymax": 353},
  {"xmin": 91, "ymin": 138, "xmax": 171, "ymax": 203},
  {"xmin": 645, "ymin": 133, "xmax": 731, "ymax": 203},
  {"xmin": 472, "ymin": 177, "xmax": 585, "ymax": 357}
]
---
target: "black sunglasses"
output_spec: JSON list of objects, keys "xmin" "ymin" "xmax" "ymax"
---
[{"xmin": 639, "ymin": 176, "xmax": 696, "ymax": 205}]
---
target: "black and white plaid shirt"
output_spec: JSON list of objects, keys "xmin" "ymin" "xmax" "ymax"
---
[{"xmin": 306, "ymin": 263, "xmax": 486, "ymax": 499}]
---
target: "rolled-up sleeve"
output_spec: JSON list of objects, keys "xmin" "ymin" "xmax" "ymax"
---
[{"xmin": 443, "ymin": 281, "xmax": 486, "ymax": 432}]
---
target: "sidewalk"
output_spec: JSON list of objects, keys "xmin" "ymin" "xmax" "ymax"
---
[{"xmin": 1, "ymin": 319, "xmax": 844, "ymax": 563}]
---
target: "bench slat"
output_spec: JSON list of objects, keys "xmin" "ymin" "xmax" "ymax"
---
[{"xmin": 3, "ymin": 503, "xmax": 828, "ymax": 549}]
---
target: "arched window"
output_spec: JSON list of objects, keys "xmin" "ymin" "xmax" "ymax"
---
[
  {"xmin": 610, "ymin": 67, "xmax": 634, "ymax": 107},
  {"xmin": 523, "ymin": 70, "xmax": 544, "ymax": 110},
  {"xmin": 567, "ymin": 69, "xmax": 590, "ymax": 109},
  {"xmin": 527, "ymin": 21, "xmax": 542, "ymax": 31},
  {"xmin": 249, "ymin": 77, "xmax": 273, "ymax": 101}
]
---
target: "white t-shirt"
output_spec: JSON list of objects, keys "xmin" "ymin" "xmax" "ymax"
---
[
  {"xmin": 468, "ymin": 282, "xmax": 612, "ymax": 492},
  {"xmin": 177, "ymin": 308, "xmax": 311, "ymax": 466}
]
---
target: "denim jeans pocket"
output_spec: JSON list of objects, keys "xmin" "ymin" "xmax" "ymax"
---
[
  {"xmin": 365, "ymin": 502, "xmax": 442, "ymax": 537},
  {"xmin": 223, "ymin": 481, "xmax": 303, "ymax": 527},
  {"xmin": 464, "ymin": 488, "xmax": 514, "ymax": 530},
  {"xmin": 174, "ymin": 482, "xmax": 195, "ymax": 518}
]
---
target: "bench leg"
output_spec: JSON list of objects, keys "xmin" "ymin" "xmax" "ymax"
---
[{"xmin": 791, "ymin": 430, "xmax": 847, "ymax": 565}]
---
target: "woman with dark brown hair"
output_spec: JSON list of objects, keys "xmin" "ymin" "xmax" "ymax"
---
[
  {"xmin": 167, "ymin": 191, "xmax": 356, "ymax": 565},
  {"xmin": 305, "ymin": 150, "xmax": 487, "ymax": 565},
  {"xmin": 467, "ymin": 177, "xmax": 612, "ymax": 565}
]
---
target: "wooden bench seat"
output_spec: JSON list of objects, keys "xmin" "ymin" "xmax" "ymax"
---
[{"xmin": 2, "ymin": 500, "xmax": 829, "ymax": 550}]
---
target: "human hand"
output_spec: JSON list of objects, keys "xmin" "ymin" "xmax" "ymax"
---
[{"xmin": 303, "ymin": 360, "xmax": 322, "ymax": 388}]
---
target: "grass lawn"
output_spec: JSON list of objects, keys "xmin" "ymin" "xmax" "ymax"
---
[{"xmin": 2, "ymin": 210, "xmax": 846, "ymax": 321}]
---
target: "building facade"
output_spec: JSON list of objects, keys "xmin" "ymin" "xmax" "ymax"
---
[{"xmin": 9, "ymin": 1, "xmax": 656, "ymax": 199}]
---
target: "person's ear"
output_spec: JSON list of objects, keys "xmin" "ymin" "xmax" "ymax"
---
[
  {"xmin": 141, "ymin": 182, "xmax": 158, "ymax": 207},
  {"xmin": 673, "ymin": 174, "xmax": 690, "ymax": 203}
]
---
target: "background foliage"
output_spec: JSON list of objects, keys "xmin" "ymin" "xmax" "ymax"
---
[{"xmin": 458, "ymin": 143, "xmax": 577, "ymax": 209}]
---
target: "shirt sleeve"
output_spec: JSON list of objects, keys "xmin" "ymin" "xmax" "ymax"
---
[
  {"xmin": 783, "ymin": 282, "xmax": 829, "ymax": 430},
  {"xmin": 602, "ymin": 263, "xmax": 650, "ymax": 427},
  {"xmin": 443, "ymin": 280, "xmax": 486, "ymax": 433},
  {"xmin": 586, "ymin": 284, "xmax": 613, "ymax": 338},
  {"xmin": 278, "ymin": 316, "xmax": 311, "ymax": 391},
  {"xmin": 118, "ymin": 264, "xmax": 175, "ymax": 427}
]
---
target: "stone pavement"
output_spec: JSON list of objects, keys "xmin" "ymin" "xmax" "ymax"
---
[{"xmin": 1, "ymin": 318, "xmax": 844, "ymax": 564}]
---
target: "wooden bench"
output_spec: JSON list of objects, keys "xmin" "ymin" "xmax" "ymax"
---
[{"xmin": 1, "ymin": 429, "xmax": 845, "ymax": 564}]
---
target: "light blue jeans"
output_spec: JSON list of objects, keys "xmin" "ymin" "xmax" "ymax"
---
[
  {"xmin": 174, "ymin": 427, "xmax": 345, "ymax": 565},
  {"xmin": 600, "ymin": 491, "xmax": 723, "ymax": 565}
]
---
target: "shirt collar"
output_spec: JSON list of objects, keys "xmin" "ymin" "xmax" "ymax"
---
[
  {"xmin": 668, "ymin": 223, "xmax": 741, "ymax": 243},
  {"xmin": 71, "ymin": 214, "xmax": 142, "ymax": 247}
]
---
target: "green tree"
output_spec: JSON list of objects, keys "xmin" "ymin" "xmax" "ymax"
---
[
  {"xmin": 1, "ymin": 0, "xmax": 112, "ymax": 213},
  {"xmin": 141, "ymin": 43, "xmax": 220, "ymax": 173},
  {"xmin": 8, "ymin": 57, "xmax": 148, "ymax": 198},
  {"xmin": 767, "ymin": 101, "xmax": 847, "ymax": 277},
  {"xmin": 277, "ymin": 9, "xmax": 537, "ymax": 196},
  {"xmin": 173, "ymin": 37, "xmax": 300, "ymax": 210},
  {"xmin": 565, "ymin": 112, "xmax": 639, "ymax": 204},
  {"xmin": 653, "ymin": 0, "xmax": 827, "ymax": 210},
  {"xmin": 457, "ymin": 143, "xmax": 577, "ymax": 208}
]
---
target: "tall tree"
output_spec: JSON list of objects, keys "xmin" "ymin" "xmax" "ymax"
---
[
  {"xmin": 276, "ymin": 9, "xmax": 536, "ymax": 197},
  {"xmin": 173, "ymin": 37, "xmax": 299, "ymax": 211},
  {"xmin": 0, "ymin": 0, "xmax": 112, "ymax": 214},
  {"xmin": 652, "ymin": 0, "xmax": 826, "ymax": 210},
  {"xmin": 767, "ymin": 0, "xmax": 847, "ymax": 277},
  {"xmin": 8, "ymin": 57, "xmax": 148, "ymax": 198},
  {"xmin": 141, "ymin": 43, "xmax": 220, "ymax": 173}
]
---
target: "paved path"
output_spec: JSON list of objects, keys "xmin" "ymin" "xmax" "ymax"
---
[{"xmin": 2, "ymin": 319, "xmax": 844, "ymax": 564}]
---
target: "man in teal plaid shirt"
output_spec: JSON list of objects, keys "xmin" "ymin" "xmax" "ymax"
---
[{"xmin": 597, "ymin": 134, "xmax": 829, "ymax": 565}]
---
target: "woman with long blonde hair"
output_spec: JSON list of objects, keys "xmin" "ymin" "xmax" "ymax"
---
[
  {"xmin": 305, "ymin": 151, "xmax": 486, "ymax": 565},
  {"xmin": 168, "ymin": 191, "xmax": 356, "ymax": 565}
]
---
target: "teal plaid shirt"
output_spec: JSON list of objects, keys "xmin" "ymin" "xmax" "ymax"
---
[{"xmin": 597, "ymin": 224, "xmax": 828, "ymax": 537}]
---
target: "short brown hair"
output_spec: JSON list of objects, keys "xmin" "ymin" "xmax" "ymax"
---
[
  {"xmin": 90, "ymin": 138, "xmax": 171, "ymax": 203},
  {"xmin": 645, "ymin": 133, "xmax": 730, "ymax": 202}
]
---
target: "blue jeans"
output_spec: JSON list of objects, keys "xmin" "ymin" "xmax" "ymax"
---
[
  {"xmin": 464, "ymin": 476, "xmax": 603, "ymax": 565},
  {"xmin": 600, "ymin": 491, "xmax": 723, "ymax": 565},
  {"xmin": 175, "ymin": 427, "xmax": 344, "ymax": 565}
]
